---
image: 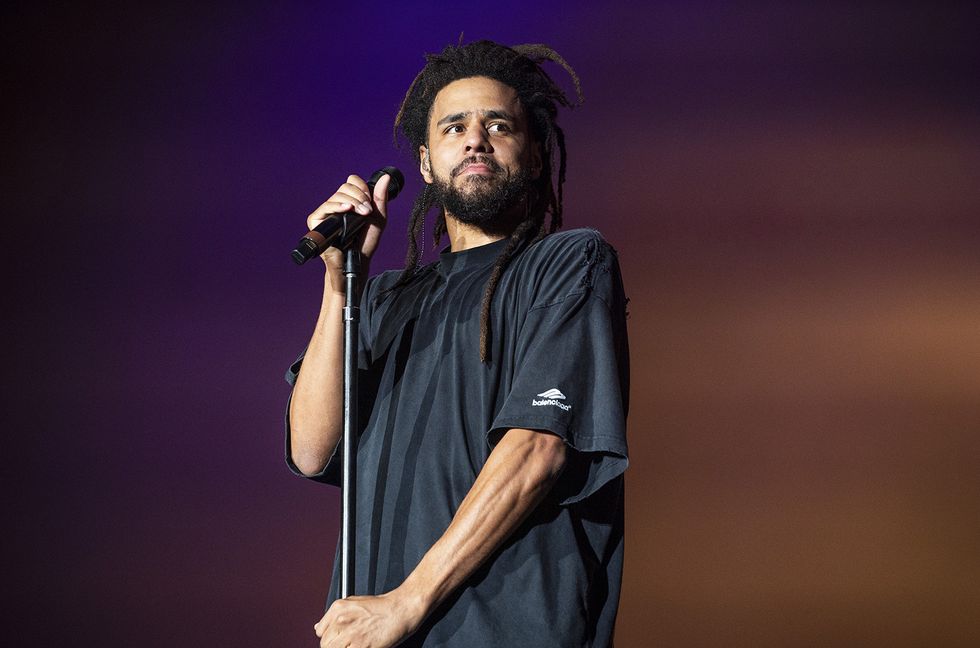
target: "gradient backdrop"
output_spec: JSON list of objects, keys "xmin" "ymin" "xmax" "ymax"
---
[{"xmin": 6, "ymin": 2, "xmax": 979, "ymax": 646}]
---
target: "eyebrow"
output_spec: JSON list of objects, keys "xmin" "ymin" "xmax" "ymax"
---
[{"xmin": 436, "ymin": 109, "xmax": 516, "ymax": 126}]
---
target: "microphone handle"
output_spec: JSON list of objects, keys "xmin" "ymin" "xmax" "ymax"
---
[{"xmin": 291, "ymin": 213, "xmax": 361, "ymax": 266}]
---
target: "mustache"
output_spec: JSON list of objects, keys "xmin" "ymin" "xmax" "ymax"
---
[{"xmin": 450, "ymin": 156, "xmax": 504, "ymax": 178}]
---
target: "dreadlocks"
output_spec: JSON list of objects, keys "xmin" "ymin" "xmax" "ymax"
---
[{"xmin": 391, "ymin": 39, "xmax": 583, "ymax": 361}]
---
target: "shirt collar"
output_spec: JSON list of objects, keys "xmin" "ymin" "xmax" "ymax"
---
[{"xmin": 437, "ymin": 237, "xmax": 513, "ymax": 277}]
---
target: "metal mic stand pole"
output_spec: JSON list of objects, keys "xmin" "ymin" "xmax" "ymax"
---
[{"xmin": 341, "ymin": 235, "xmax": 361, "ymax": 599}]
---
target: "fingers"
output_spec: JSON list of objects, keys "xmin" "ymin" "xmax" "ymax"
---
[
  {"xmin": 342, "ymin": 174, "xmax": 374, "ymax": 215},
  {"xmin": 372, "ymin": 172, "xmax": 392, "ymax": 219},
  {"xmin": 306, "ymin": 175, "xmax": 379, "ymax": 230},
  {"xmin": 314, "ymin": 609, "xmax": 328, "ymax": 637},
  {"xmin": 340, "ymin": 174, "xmax": 373, "ymax": 216},
  {"xmin": 315, "ymin": 605, "xmax": 343, "ymax": 648}
]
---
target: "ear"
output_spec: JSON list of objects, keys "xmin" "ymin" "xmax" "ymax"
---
[{"xmin": 419, "ymin": 145, "xmax": 433, "ymax": 184}]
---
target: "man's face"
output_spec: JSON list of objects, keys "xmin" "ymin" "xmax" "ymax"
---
[{"xmin": 420, "ymin": 76, "xmax": 541, "ymax": 227}]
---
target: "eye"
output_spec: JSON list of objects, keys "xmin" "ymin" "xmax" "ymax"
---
[
  {"xmin": 444, "ymin": 124, "xmax": 464, "ymax": 134},
  {"xmin": 488, "ymin": 122, "xmax": 510, "ymax": 133}
]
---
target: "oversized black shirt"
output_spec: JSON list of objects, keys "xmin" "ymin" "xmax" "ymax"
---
[{"xmin": 285, "ymin": 228, "xmax": 630, "ymax": 647}]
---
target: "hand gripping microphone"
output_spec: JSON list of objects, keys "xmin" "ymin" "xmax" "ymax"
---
[{"xmin": 291, "ymin": 166, "xmax": 405, "ymax": 265}]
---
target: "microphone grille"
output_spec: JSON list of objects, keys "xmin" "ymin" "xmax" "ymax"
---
[{"xmin": 369, "ymin": 166, "xmax": 405, "ymax": 200}]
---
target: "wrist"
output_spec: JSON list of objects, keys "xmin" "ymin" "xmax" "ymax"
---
[
  {"xmin": 323, "ymin": 269, "xmax": 346, "ymax": 300},
  {"xmin": 323, "ymin": 259, "xmax": 371, "ymax": 290},
  {"xmin": 393, "ymin": 573, "xmax": 437, "ymax": 629}
]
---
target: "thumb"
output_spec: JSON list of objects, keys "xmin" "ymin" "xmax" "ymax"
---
[{"xmin": 372, "ymin": 172, "xmax": 392, "ymax": 218}]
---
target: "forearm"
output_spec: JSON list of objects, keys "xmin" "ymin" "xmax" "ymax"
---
[
  {"xmin": 399, "ymin": 428, "xmax": 567, "ymax": 617},
  {"xmin": 288, "ymin": 264, "xmax": 366, "ymax": 475}
]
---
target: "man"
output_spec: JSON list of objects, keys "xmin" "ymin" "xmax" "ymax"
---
[{"xmin": 285, "ymin": 40, "xmax": 629, "ymax": 647}]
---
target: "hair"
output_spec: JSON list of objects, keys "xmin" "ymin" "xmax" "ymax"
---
[{"xmin": 390, "ymin": 39, "xmax": 583, "ymax": 361}]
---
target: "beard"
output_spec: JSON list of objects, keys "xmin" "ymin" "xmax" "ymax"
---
[{"xmin": 431, "ymin": 156, "xmax": 533, "ymax": 229}]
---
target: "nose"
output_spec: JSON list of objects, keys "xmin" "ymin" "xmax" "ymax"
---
[{"xmin": 464, "ymin": 126, "xmax": 493, "ymax": 153}]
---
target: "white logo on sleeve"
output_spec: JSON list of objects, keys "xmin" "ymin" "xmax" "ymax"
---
[
  {"xmin": 536, "ymin": 388, "xmax": 566, "ymax": 400},
  {"xmin": 532, "ymin": 388, "xmax": 572, "ymax": 410}
]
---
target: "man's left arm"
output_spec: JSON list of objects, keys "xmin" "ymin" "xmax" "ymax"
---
[{"xmin": 313, "ymin": 427, "xmax": 566, "ymax": 648}]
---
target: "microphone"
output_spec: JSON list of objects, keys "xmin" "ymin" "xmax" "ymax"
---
[{"xmin": 291, "ymin": 166, "xmax": 405, "ymax": 265}]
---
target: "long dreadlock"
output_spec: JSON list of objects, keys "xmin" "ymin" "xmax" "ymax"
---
[{"xmin": 390, "ymin": 39, "xmax": 583, "ymax": 361}]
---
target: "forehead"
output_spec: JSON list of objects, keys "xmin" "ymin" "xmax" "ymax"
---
[{"xmin": 428, "ymin": 76, "xmax": 524, "ymax": 128}]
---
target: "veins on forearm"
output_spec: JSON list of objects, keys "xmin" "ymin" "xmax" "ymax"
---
[{"xmin": 402, "ymin": 428, "xmax": 566, "ymax": 613}]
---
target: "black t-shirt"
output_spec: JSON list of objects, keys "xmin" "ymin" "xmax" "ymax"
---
[{"xmin": 285, "ymin": 228, "xmax": 630, "ymax": 647}]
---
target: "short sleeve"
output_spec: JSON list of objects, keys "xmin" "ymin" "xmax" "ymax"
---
[
  {"xmin": 282, "ymin": 274, "xmax": 383, "ymax": 485},
  {"xmin": 489, "ymin": 232, "xmax": 630, "ymax": 505}
]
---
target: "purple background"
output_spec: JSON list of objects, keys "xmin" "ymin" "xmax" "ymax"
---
[{"xmin": 7, "ymin": 2, "xmax": 979, "ymax": 646}]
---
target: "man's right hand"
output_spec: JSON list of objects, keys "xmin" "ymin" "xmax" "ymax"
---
[{"xmin": 306, "ymin": 173, "xmax": 392, "ymax": 287}]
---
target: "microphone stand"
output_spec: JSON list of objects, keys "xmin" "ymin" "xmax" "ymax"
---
[{"xmin": 341, "ymin": 235, "xmax": 361, "ymax": 599}]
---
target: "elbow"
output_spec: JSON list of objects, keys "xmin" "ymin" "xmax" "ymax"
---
[
  {"xmin": 289, "ymin": 433, "xmax": 331, "ymax": 477},
  {"xmin": 548, "ymin": 438, "xmax": 568, "ymax": 482},
  {"xmin": 530, "ymin": 431, "xmax": 568, "ymax": 484},
  {"xmin": 288, "ymin": 406, "xmax": 337, "ymax": 476},
  {"xmin": 292, "ymin": 451, "xmax": 328, "ymax": 477}
]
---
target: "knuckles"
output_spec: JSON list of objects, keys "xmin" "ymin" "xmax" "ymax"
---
[{"xmin": 304, "ymin": 173, "xmax": 384, "ymax": 236}]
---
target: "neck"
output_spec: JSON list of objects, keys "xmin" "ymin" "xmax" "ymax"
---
[
  {"xmin": 444, "ymin": 203, "xmax": 528, "ymax": 252},
  {"xmin": 444, "ymin": 217, "xmax": 507, "ymax": 252}
]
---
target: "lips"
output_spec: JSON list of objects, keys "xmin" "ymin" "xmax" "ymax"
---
[
  {"xmin": 452, "ymin": 157, "xmax": 501, "ymax": 178},
  {"xmin": 460, "ymin": 164, "xmax": 493, "ymax": 175}
]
